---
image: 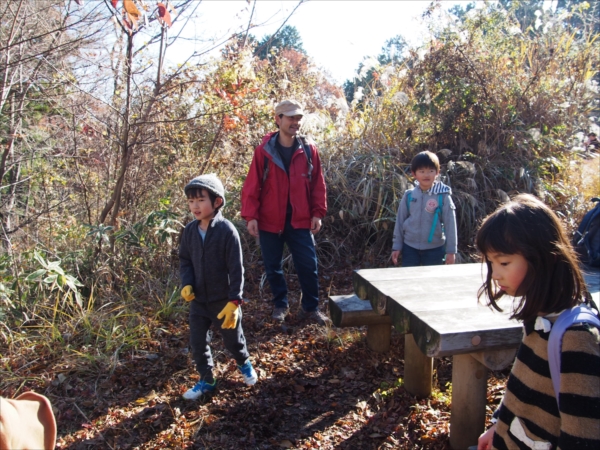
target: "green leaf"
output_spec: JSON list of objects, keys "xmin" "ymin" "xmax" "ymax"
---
[
  {"xmin": 26, "ymin": 269, "xmax": 47, "ymax": 282},
  {"xmin": 74, "ymin": 291, "xmax": 83, "ymax": 307},
  {"xmin": 33, "ymin": 252, "xmax": 48, "ymax": 269},
  {"xmin": 64, "ymin": 275, "xmax": 83, "ymax": 291},
  {"xmin": 47, "ymin": 261, "xmax": 65, "ymax": 275},
  {"xmin": 43, "ymin": 274, "xmax": 58, "ymax": 284}
]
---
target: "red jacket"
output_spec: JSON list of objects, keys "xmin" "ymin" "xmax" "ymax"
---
[{"xmin": 241, "ymin": 132, "xmax": 327, "ymax": 233}]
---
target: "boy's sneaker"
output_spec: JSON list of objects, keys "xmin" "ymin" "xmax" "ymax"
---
[
  {"xmin": 301, "ymin": 309, "xmax": 331, "ymax": 326},
  {"xmin": 182, "ymin": 379, "xmax": 216, "ymax": 400},
  {"xmin": 271, "ymin": 306, "xmax": 289, "ymax": 323},
  {"xmin": 238, "ymin": 360, "xmax": 258, "ymax": 386}
]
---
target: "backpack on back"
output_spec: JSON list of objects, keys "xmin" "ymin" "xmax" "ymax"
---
[
  {"xmin": 547, "ymin": 304, "xmax": 600, "ymax": 406},
  {"xmin": 573, "ymin": 197, "xmax": 600, "ymax": 267},
  {"xmin": 262, "ymin": 135, "xmax": 313, "ymax": 184}
]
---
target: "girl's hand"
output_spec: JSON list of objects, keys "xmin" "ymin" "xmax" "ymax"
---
[
  {"xmin": 391, "ymin": 250, "xmax": 400, "ymax": 265},
  {"xmin": 445, "ymin": 253, "xmax": 456, "ymax": 265},
  {"xmin": 477, "ymin": 424, "xmax": 495, "ymax": 450}
]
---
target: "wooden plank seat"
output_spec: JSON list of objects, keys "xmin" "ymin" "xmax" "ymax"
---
[{"xmin": 328, "ymin": 294, "xmax": 392, "ymax": 353}]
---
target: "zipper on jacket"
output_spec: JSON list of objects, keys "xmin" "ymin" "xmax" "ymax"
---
[{"xmin": 201, "ymin": 222, "xmax": 209, "ymax": 300}]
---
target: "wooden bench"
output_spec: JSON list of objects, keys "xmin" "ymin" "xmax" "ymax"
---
[
  {"xmin": 349, "ymin": 264, "xmax": 600, "ymax": 449},
  {"xmin": 328, "ymin": 294, "xmax": 392, "ymax": 353},
  {"xmin": 354, "ymin": 263, "xmax": 521, "ymax": 450}
]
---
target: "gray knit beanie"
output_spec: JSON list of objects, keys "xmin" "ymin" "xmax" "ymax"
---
[{"xmin": 184, "ymin": 174, "xmax": 226, "ymax": 207}]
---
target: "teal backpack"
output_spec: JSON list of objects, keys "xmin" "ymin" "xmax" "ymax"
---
[{"xmin": 406, "ymin": 191, "xmax": 444, "ymax": 243}]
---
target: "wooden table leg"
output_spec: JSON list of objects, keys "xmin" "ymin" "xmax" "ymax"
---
[
  {"xmin": 366, "ymin": 323, "xmax": 391, "ymax": 353},
  {"xmin": 450, "ymin": 353, "xmax": 487, "ymax": 450},
  {"xmin": 403, "ymin": 334, "xmax": 432, "ymax": 397}
]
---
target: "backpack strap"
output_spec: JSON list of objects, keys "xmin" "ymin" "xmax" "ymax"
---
[
  {"xmin": 406, "ymin": 192, "xmax": 444, "ymax": 243},
  {"xmin": 547, "ymin": 305, "xmax": 600, "ymax": 407},
  {"xmin": 261, "ymin": 135, "xmax": 313, "ymax": 185},
  {"xmin": 262, "ymin": 153, "xmax": 270, "ymax": 184},
  {"xmin": 299, "ymin": 136, "xmax": 313, "ymax": 182},
  {"xmin": 427, "ymin": 194, "xmax": 444, "ymax": 243}
]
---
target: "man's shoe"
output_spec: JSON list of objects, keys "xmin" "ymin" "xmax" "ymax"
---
[
  {"xmin": 182, "ymin": 379, "xmax": 216, "ymax": 400},
  {"xmin": 271, "ymin": 307, "xmax": 289, "ymax": 323},
  {"xmin": 238, "ymin": 360, "xmax": 258, "ymax": 386},
  {"xmin": 302, "ymin": 309, "xmax": 331, "ymax": 326}
]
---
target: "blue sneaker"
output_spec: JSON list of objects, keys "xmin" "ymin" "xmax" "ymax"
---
[
  {"xmin": 182, "ymin": 379, "xmax": 216, "ymax": 400},
  {"xmin": 238, "ymin": 360, "xmax": 258, "ymax": 386}
]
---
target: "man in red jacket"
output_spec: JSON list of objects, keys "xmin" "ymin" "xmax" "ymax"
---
[{"xmin": 241, "ymin": 100, "xmax": 329, "ymax": 325}]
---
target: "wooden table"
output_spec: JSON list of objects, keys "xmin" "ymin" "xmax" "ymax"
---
[
  {"xmin": 352, "ymin": 263, "xmax": 600, "ymax": 449},
  {"xmin": 353, "ymin": 263, "xmax": 522, "ymax": 450}
]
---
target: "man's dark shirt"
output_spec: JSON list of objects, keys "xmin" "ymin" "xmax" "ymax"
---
[
  {"xmin": 275, "ymin": 140, "xmax": 295, "ymax": 174},
  {"xmin": 275, "ymin": 139, "xmax": 296, "ymax": 219}
]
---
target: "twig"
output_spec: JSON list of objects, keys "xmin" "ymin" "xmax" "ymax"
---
[
  {"xmin": 242, "ymin": 0, "xmax": 257, "ymax": 48},
  {"xmin": 73, "ymin": 402, "xmax": 116, "ymax": 450},
  {"xmin": 254, "ymin": 0, "xmax": 305, "ymax": 56}
]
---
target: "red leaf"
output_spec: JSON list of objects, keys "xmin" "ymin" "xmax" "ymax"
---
[
  {"xmin": 157, "ymin": 3, "xmax": 172, "ymax": 28},
  {"xmin": 111, "ymin": 0, "xmax": 118, "ymax": 8}
]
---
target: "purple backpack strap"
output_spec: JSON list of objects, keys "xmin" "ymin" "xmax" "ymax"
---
[{"xmin": 548, "ymin": 305, "xmax": 600, "ymax": 407}]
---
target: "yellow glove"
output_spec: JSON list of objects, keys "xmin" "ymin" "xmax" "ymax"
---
[
  {"xmin": 181, "ymin": 285, "xmax": 195, "ymax": 302},
  {"xmin": 217, "ymin": 301, "xmax": 240, "ymax": 329}
]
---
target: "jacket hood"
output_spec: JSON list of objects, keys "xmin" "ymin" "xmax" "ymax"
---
[{"xmin": 414, "ymin": 180, "xmax": 452, "ymax": 195}]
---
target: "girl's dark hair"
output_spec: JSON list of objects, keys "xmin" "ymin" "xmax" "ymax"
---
[
  {"xmin": 411, "ymin": 151, "xmax": 440, "ymax": 173},
  {"xmin": 186, "ymin": 188, "xmax": 222, "ymax": 211},
  {"xmin": 476, "ymin": 194, "xmax": 585, "ymax": 322}
]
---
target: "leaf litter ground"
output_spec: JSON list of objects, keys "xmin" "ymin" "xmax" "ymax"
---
[{"xmin": 2, "ymin": 267, "xmax": 509, "ymax": 449}]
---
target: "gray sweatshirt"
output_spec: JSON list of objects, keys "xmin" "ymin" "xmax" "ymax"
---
[
  {"xmin": 179, "ymin": 211, "xmax": 244, "ymax": 303},
  {"xmin": 392, "ymin": 181, "xmax": 457, "ymax": 253}
]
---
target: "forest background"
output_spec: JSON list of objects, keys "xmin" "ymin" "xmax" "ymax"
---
[{"xmin": 1, "ymin": 0, "xmax": 599, "ymax": 449}]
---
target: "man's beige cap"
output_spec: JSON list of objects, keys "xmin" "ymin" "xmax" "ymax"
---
[{"xmin": 275, "ymin": 99, "xmax": 304, "ymax": 116}]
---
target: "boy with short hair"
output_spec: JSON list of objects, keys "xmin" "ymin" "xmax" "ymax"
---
[
  {"xmin": 391, "ymin": 151, "xmax": 457, "ymax": 267},
  {"xmin": 179, "ymin": 174, "xmax": 257, "ymax": 400}
]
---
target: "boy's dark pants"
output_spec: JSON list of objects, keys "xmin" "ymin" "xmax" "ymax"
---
[
  {"xmin": 401, "ymin": 243, "xmax": 445, "ymax": 267},
  {"xmin": 189, "ymin": 299, "xmax": 250, "ymax": 383}
]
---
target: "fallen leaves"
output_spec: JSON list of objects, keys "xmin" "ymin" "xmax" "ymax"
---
[{"xmin": 2, "ymin": 268, "xmax": 510, "ymax": 449}]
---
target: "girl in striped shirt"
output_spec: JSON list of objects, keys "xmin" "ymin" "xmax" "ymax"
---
[{"xmin": 475, "ymin": 194, "xmax": 600, "ymax": 450}]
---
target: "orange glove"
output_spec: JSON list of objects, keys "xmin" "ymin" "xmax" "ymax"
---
[
  {"xmin": 217, "ymin": 301, "xmax": 240, "ymax": 329},
  {"xmin": 181, "ymin": 285, "xmax": 195, "ymax": 302}
]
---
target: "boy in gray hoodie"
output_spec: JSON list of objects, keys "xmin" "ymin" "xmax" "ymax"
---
[
  {"xmin": 179, "ymin": 174, "xmax": 257, "ymax": 400},
  {"xmin": 391, "ymin": 151, "xmax": 457, "ymax": 266}
]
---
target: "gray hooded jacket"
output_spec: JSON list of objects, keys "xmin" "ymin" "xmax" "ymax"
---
[
  {"xmin": 392, "ymin": 181, "xmax": 457, "ymax": 253},
  {"xmin": 179, "ymin": 211, "xmax": 244, "ymax": 303}
]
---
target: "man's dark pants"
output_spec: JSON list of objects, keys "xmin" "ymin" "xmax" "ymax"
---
[{"xmin": 259, "ymin": 219, "xmax": 319, "ymax": 312}]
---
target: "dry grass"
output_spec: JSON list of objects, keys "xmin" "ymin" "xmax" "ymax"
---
[{"xmin": 564, "ymin": 154, "xmax": 600, "ymax": 230}]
